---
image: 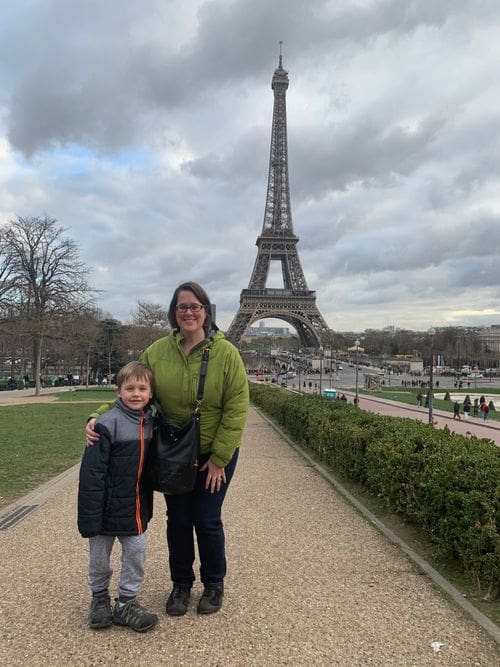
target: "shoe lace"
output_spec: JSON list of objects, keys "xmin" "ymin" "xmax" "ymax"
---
[
  {"xmin": 173, "ymin": 585, "xmax": 190, "ymax": 599},
  {"xmin": 120, "ymin": 599, "xmax": 147, "ymax": 622},
  {"xmin": 204, "ymin": 584, "xmax": 222, "ymax": 598},
  {"xmin": 93, "ymin": 596, "xmax": 110, "ymax": 611}
]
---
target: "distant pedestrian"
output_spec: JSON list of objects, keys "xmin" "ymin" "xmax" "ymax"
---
[
  {"xmin": 473, "ymin": 398, "xmax": 479, "ymax": 417},
  {"xmin": 481, "ymin": 402, "xmax": 490, "ymax": 422},
  {"xmin": 453, "ymin": 401, "xmax": 461, "ymax": 420},
  {"xmin": 416, "ymin": 392, "xmax": 423, "ymax": 407},
  {"xmin": 463, "ymin": 395, "xmax": 471, "ymax": 420}
]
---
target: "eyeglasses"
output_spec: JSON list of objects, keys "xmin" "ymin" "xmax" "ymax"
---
[{"xmin": 176, "ymin": 304, "xmax": 205, "ymax": 313}]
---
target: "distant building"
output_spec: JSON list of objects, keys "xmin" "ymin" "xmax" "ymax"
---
[
  {"xmin": 479, "ymin": 325, "xmax": 500, "ymax": 353},
  {"xmin": 245, "ymin": 324, "xmax": 292, "ymax": 337}
]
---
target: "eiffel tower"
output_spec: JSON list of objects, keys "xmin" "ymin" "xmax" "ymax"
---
[{"xmin": 226, "ymin": 48, "xmax": 330, "ymax": 348}]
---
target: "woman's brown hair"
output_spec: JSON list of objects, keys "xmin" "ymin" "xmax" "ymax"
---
[{"xmin": 167, "ymin": 281, "xmax": 214, "ymax": 334}]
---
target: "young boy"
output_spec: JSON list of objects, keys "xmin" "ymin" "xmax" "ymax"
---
[{"xmin": 77, "ymin": 361, "xmax": 158, "ymax": 632}]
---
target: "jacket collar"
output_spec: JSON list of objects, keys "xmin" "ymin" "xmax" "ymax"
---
[{"xmin": 115, "ymin": 397, "xmax": 151, "ymax": 421}]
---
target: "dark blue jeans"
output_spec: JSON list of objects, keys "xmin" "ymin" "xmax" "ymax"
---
[{"xmin": 164, "ymin": 448, "xmax": 239, "ymax": 585}]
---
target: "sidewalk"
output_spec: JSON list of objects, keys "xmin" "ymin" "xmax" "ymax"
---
[{"xmin": 0, "ymin": 407, "xmax": 499, "ymax": 665}]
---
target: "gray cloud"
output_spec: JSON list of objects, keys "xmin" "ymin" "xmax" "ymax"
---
[
  {"xmin": 2, "ymin": 0, "xmax": 496, "ymax": 155},
  {"xmin": 1, "ymin": 0, "xmax": 500, "ymax": 332}
]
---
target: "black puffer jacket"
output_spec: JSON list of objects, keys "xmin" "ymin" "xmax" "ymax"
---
[{"xmin": 77, "ymin": 399, "xmax": 154, "ymax": 538}]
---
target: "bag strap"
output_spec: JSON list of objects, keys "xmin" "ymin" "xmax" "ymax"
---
[
  {"xmin": 153, "ymin": 346, "xmax": 211, "ymax": 418},
  {"xmin": 194, "ymin": 347, "xmax": 210, "ymax": 412}
]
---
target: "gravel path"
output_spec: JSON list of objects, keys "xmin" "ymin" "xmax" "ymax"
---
[{"xmin": 0, "ymin": 407, "xmax": 499, "ymax": 666}]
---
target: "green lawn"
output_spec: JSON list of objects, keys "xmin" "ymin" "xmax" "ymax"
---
[
  {"xmin": 364, "ymin": 387, "xmax": 500, "ymax": 420},
  {"xmin": 52, "ymin": 388, "xmax": 116, "ymax": 401},
  {"xmin": 0, "ymin": 400, "xmax": 106, "ymax": 507}
]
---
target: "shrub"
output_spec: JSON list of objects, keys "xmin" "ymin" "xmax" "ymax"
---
[{"xmin": 249, "ymin": 383, "xmax": 500, "ymax": 597}]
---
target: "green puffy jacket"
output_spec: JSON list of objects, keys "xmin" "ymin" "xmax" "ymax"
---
[
  {"xmin": 92, "ymin": 330, "xmax": 249, "ymax": 468},
  {"xmin": 139, "ymin": 330, "xmax": 249, "ymax": 467}
]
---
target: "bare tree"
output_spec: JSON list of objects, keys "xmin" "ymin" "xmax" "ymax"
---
[
  {"xmin": 131, "ymin": 300, "xmax": 169, "ymax": 329},
  {"xmin": 125, "ymin": 300, "xmax": 170, "ymax": 357},
  {"xmin": 42, "ymin": 307, "xmax": 102, "ymax": 386},
  {"xmin": 3, "ymin": 215, "xmax": 94, "ymax": 394},
  {"xmin": 71, "ymin": 309, "xmax": 102, "ymax": 386},
  {"xmin": 0, "ymin": 227, "xmax": 18, "ymax": 307}
]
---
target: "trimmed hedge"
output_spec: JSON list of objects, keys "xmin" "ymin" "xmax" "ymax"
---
[{"xmin": 250, "ymin": 383, "xmax": 500, "ymax": 599}]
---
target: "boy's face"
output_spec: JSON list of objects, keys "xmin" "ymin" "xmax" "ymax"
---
[{"xmin": 117, "ymin": 376, "xmax": 153, "ymax": 411}]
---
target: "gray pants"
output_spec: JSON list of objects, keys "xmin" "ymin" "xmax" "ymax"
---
[{"xmin": 88, "ymin": 533, "xmax": 147, "ymax": 599}]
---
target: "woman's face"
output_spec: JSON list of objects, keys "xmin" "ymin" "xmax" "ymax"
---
[{"xmin": 175, "ymin": 289, "xmax": 206, "ymax": 337}]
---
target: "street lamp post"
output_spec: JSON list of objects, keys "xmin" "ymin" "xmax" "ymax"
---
[
  {"xmin": 268, "ymin": 338, "xmax": 272, "ymax": 378},
  {"xmin": 428, "ymin": 327, "xmax": 435, "ymax": 424},
  {"xmin": 319, "ymin": 346, "xmax": 324, "ymax": 394},
  {"xmin": 354, "ymin": 339, "xmax": 360, "ymax": 406},
  {"xmin": 298, "ymin": 349, "xmax": 302, "ymax": 392}
]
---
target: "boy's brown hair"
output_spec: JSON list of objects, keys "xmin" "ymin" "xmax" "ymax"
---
[{"xmin": 116, "ymin": 361, "xmax": 154, "ymax": 390}]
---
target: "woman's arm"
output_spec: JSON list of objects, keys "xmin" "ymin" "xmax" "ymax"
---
[
  {"xmin": 210, "ymin": 346, "xmax": 249, "ymax": 468},
  {"xmin": 85, "ymin": 401, "xmax": 114, "ymax": 445}
]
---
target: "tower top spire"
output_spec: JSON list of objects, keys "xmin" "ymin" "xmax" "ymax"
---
[{"xmin": 272, "ymin": 40, "xmax": 288, "ymax": 89}]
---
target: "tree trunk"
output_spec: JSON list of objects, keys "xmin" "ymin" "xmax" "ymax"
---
[
  {"xmin": 34, "ymin": 333, "xmax": 43, "ymax": 396},
  {"xmin": 86, "ymin": 345, "xmax": 91, "ymax": 389},
  {"xmin": 9, "ymin": 343, "xmax": 16, "ymax": 379}
]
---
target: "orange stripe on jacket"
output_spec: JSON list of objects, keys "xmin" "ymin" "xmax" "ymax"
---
[{"xmin": 135, "ymin": 414, "xmax": 145, "ymax": 534}]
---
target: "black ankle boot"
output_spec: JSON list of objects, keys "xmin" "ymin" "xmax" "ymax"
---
[
  {"xmin": 197, "ymin": 583, "xmax": 224, "ymax": 614},
  {"xmin": 166, "ymin": 584, "xmax": 191, "ymax": 616}
]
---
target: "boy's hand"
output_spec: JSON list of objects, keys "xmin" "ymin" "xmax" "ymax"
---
[{"xmin": 85, "ymin": 418, "xmax": 99, "ymax": 446}]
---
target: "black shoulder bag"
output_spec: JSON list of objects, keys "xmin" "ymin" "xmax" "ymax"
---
[{"xmin": 148, "ymin": 347, "xmax": 210, "ymax": 495}]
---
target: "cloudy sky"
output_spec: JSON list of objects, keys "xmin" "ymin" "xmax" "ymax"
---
[{"xmin": 1, "ymin": 0, "xmax": 500, "ymax": 334}]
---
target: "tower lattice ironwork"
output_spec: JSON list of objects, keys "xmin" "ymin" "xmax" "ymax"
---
[{"xmin": 226, "ymin": 50, "xmax": 330, "ymax": 348}]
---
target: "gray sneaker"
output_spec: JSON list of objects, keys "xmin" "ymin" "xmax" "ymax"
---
[
  {"xmin": 89, "ymin": 591, "xmax": 112, "ymax": 629},
  {"xmin": 113, "ymin": 598, "xmax": 158, "ymax": 633}
]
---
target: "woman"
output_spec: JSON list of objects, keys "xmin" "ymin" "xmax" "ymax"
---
[{"xmin": 86, "ymin": 281, "xmax": 249, "ymax": 616}]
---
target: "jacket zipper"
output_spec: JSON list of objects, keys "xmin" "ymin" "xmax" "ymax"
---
[{"xmin": 135, "ymin": 413, "xmax": 145, "ymax": 534}]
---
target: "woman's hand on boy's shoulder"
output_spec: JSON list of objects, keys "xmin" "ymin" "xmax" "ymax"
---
[{"xmin": 85, "ymin": 418, "xmax": 99, "ymax": 447}]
